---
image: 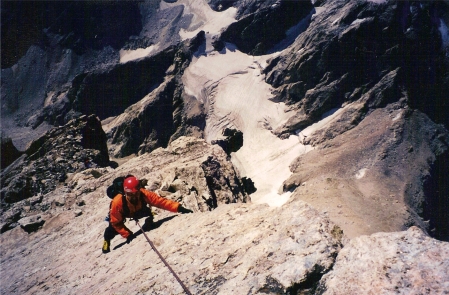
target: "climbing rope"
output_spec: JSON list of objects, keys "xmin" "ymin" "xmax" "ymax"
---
[{"xmin": 135, "ymin": 219, "xmax": 192, "ymax": 295}]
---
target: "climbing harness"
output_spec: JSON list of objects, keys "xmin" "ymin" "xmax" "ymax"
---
[{"xmin": 134, "ymin": 219, "xmax": 192, "ymax": 295}]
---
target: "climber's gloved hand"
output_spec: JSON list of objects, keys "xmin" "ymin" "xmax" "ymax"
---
[
  {"xmin": 126, "ymin": 233, "xmax": 135, "ymax": 244},
  {"xmin": 178, "ymin": 205, "xmax": 193, "ymax": 214},
  {"xmin": 139, "ymin": 178, "xmax": 148, "ymax": 187}
]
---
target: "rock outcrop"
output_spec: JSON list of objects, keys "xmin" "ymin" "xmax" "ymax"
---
[
  {"xmin": 1, "ymin": 134, "xmax": 22, "ymax": 169},
  {"xmin": 18, "ymin": 215, "xmax": 46, "ymax": 234},
  {"xmin": 211, "ymin": 128, "xmax": 244, "ymax": 155},
  {"xmin": 0, "ymin": 135, "xmax": 251, "ymax": 234},
  {"xmin": 0, "ymin": 115, "xmax": 108, "ymax": 222},
  {"xmin": 319, "ymin": 226, "xmax": 449, "ymax": 294},
  {"xmin": 73, "ymin": 136, "xmax": 251, "ymax": 213},
  {"xmin": 98, "ymin": 31, "xmax": 206, "ymax": 158}
]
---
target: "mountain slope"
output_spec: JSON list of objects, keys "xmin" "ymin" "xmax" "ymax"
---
[{"xmin": 1, "ymin": 0, "xmax": 449, "ymax": 294}]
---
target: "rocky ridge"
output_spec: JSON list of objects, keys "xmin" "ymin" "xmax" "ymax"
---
[{"xmin": 0, "ymin": 114, "xmax": 109, "ymax": 232}]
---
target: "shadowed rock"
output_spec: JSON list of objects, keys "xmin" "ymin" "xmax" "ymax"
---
[
  {"xmin": 211, "ymin": 128, "xmax": 243, "ymax": 155},
  {"xmin": 18, "ymin": 215, "xmax": 45, "ymax": 233},
  {"xmin": 284, "ymin": 105, "xmax": 449, "ymax": 241},
  {"xmin": 103, "ymin": 32, "xmax": 207, "ymax": 158},
  {"xmin": 1, "ymin": 115, "xmax": 109, "ymax": 208},
  {"xmin": 217, "ymin": 0, "xmax": 314, "ymax": 55},
  {"xmin": 1, "ymin": 135, "xmax": 22, "ymax": 169}
]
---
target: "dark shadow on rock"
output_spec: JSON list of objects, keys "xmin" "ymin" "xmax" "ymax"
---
[
  {"xmin": 112, "ymin": 215, "xmax": 177, "ymax": 250},
  {"xmin": 1, "ymin": 135, "xmax": 23, "ymax": 170},
  {"xmin": 266, "ymin": 7, "xmax": 315, "ymax": 54},
  {"xmin": 423, "ymin": 149, "xmax": 449, "ymax": 242},
  {"xmin": 241, "ymin": 177, "xmax": 257, "ymax": 195},
  {"xmin": 108, "ymin": 161, "xmax": 119, "ymax": 169},
  {"xmin": 211, "ymin": 128, "xmax": 243, "ymax": 155}
]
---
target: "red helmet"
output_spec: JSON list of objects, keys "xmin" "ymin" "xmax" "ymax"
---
[{"xmin": 124, "ymin": 176, "xmax": 140, "ymax": 193}]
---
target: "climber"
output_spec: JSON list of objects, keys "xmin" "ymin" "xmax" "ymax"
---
[{"xmin": 102, "ymin": 176, "xmax": 193, "ymax": 254}]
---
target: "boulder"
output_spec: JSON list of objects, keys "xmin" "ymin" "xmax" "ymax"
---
[{"xmin": 18, "ymin": 215, "xmax": 45, "ymax": 233}]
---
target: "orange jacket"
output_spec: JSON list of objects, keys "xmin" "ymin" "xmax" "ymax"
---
[{"xmin": 109, "ymin": 188, "xmax": 180, "ymax": 238}]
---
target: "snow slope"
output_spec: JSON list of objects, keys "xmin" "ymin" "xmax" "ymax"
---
[{"xmin": 183, "ymin": 47, "xmax": 314, "ymax": 206}]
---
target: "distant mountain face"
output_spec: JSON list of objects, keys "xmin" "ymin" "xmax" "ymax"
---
[{"xmin": 1, "ymin": 0, "xmax": 449, "ymax": 241}]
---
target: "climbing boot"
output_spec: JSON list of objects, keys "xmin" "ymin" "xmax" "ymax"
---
[
  {"xmin": 142, "ymin": 216, "xmax": 154, "ymax": 231},
  {"xmin": 102, "ymin": 240, "xmax": 111, "ymax": 254}
]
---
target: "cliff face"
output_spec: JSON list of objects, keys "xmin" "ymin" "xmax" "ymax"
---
[{"xmin": 1, "ymin": 0, "xmax": 449, "ymax": 294}]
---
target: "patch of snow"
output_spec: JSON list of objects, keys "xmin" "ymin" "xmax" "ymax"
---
[
  {"xmin": 351, "ymin": 18, "xmax": 370, "ymax": 26},
  {"xmin": 161, "ymin": 0, "xmax": 237, "ymax": 40},
  {"xmin": 311, "ymin": 7, "xmax": 326, "ymax": 21},
  {"xmin": 44, "ymin": 91, "xmax": 56, "ymax": 107},
  {"xmin": 300, "ymin": 104, "xmax": 352, "ymax": 139},
  {"xmin": 332, "ymin": 18, "xmax": 341, "ymax": 26},
  {"xmin": 183, "ymin": 48, "xmax": 315, "ymax": 207},
  {"xmin": 119, "ymin": 43, "xmax": 160, "ymax": 63},
  {"xmin": 392, "ymin": 110, "xmax": 403, "ymax": 122},
  {"xmin": 321, "ymin": 108, "xmax": 339, "ymax": 119},
  {"xmin": 355, "ymin": 168, "xmax": 367, "ymax": 179},
  {"xmin": 297, "ymin": 48, "xmax": 306, "ymax": 55},
  {"xmin": 182, "ymin": 44, "xmax": 255, "ymax": 104},
  {"xmin": 439, "ymin": 18, "xmax": 449, "ymax": 48}
]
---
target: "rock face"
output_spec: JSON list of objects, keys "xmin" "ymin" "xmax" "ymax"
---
[
  {"xmin": 319, "ymin": 226, "xmax": 449, "ymax": 294},
  {"xmin": 0, "ymin": 197, "xmax": 343, "ymax": 294},
  {"xmin": 216, "ymin": 0, "xmax": 314, "ymax": 55},
  {"xmin": 74, "ymin": 136, "xmax": 251, "ymax": 213},
  {"xmin": 252, "ymin": 0, "xmax": 449, "ymax": 241},
  {"xmin": 1, "ymin": 1, "xmax": 142, "ymax": 68},
  {"xmin": 265, "ymin": 0, "xmax": 449, "ymax": 132},
  {"xmin": 83, "ymin": 31, "xmax": 206, "ymax": 158},
  {"xmin": 0, "ymin": 114, "xmax": 109, "ymax": 207},
  {"xmin": 1, "ymin": 0, "xmax": 449, "ymax": 294},
  {"xmin": 283, "ymin": 105, "xmax": 449, "ymax": 241},
  {"xmin": 1, "ymin": 135, "xmax": 22, "ymax": 168}
]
